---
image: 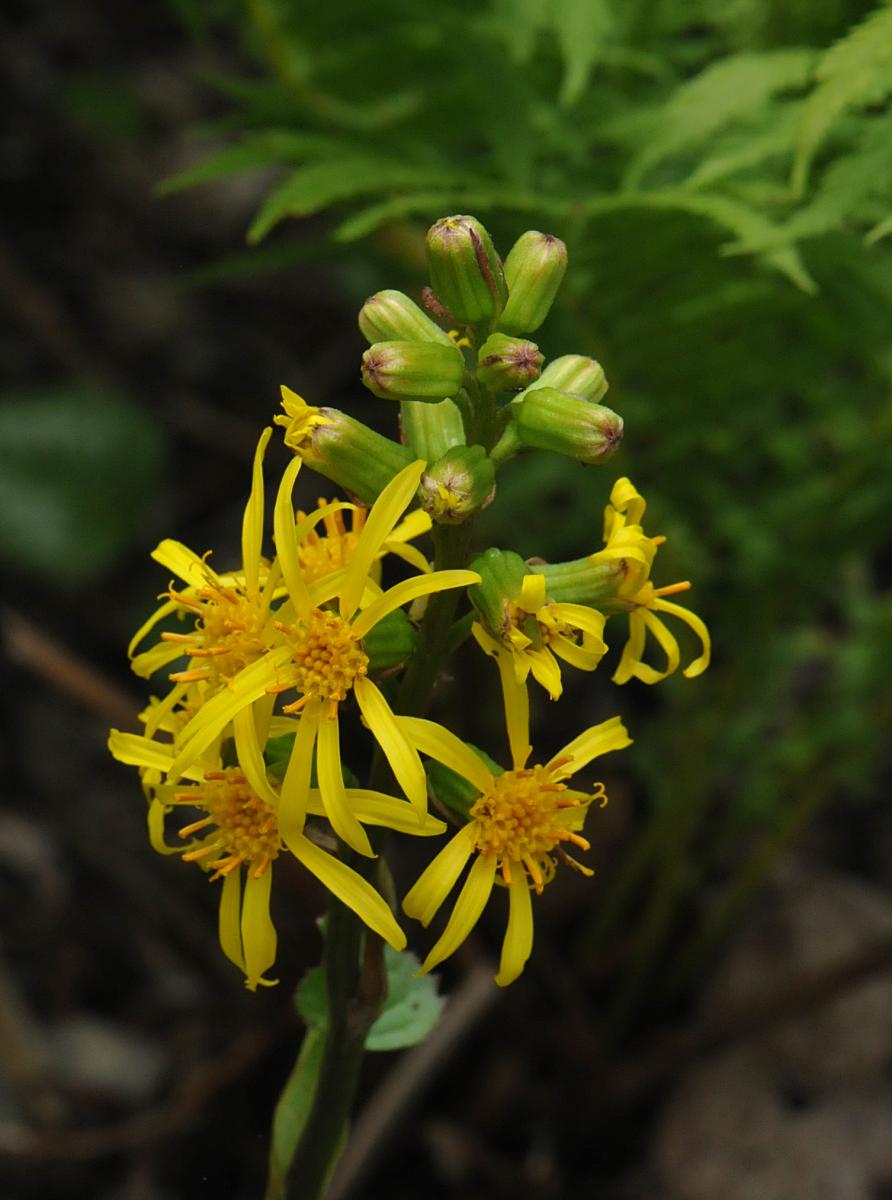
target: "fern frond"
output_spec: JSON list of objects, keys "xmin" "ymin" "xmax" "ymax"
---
[{"xmin": 792, "ymin": 2, "xmax": 892, "ymax": 195}]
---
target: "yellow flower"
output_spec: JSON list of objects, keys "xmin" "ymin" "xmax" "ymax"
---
[
  {"xmin": 400, "ymin": 695, "xmax": 631, "ymax": 986},
  {"xmin": 592, "ymin": 477, "xmax": 710, "ymax": 685},
  {"xmin": 129, "ymin": 429, "xmax": 280, "ymax": 690},
  {"xmin": 472, "ymin": 570, "xmax": 607, "ymax": 703},
  {"xmin": 108, "ymin": 730, "xmax": 447, "ymax": 990},
  {"xmin": 165, "ymin": 461, "xmax": 479, "ymax": 860},
  {"xmin": 295, "ymin": 498, "xmax": 432, "ymax": 584}
]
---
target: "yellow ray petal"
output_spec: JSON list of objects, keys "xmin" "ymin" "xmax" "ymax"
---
[
  {"xmin": 278, "ymin": 699, "xmax": 320, "ymax": 850},
  {"xmin": 550, "ymin": 603, "xmax": 607, "ymax": 643},
  {"xmin": 335, "ymin": 790, "xmax": 446, "ymax": 836},
  {"xmin": 241, "ymin": 869, "xmax": 277, "ymax": 990},
  {"xmin": 168, "ymin": 647, "xmax": 292, "ymax": 778},
  {"xmin": 147, "ymin": 798, "xmax": 180, "ymax": 855},
  {"xmin": 340, "ymin": 461, "xmax": 426, "ymax": 620},
  {"xmin": 128, "ymin": 598, "xmax": 180, "ymax": 658},
  {"xmin": 219, "ymin": 868, "xmax": 245, "ymax": 971},
  {"xmin": 292, "ymin": 833, "xmax": 406, "ymax": 949},
  {"xmin": 403, "ymin": 823, "xmax": 478, "ymax": 926},
  {"xmin": 141, "ymin": 682, "xmax": 190, "ymax": 738},
  {"xmin": 351, "ymin": 569, "xmax": 479, "ymax": 641},
  {"xmin": 612, "ymin": 611, "xmax": 646, "ymax": 686},
  {"xmin": 131, "ymin": 642, "xmax": 186, "ymax": 680},
  {"xmin": 108, "ymin": 730, "xmax": 205, "ymax": 782},
  {"xmin": 419, "ymin": 853, "xmax": 497, "ymax": 973},
  {"xmin": 241, "ymin": 428, "xmax": 272, "ymax": 595},
  {"xmin": 353, "ymin": 677, "xmax": 427, "ymax": 814},
  {"xmin": 381, "ymin": 539, "xmax": 431, "ymax": 575},
  {"xmin": 396, "ymin": 717, "xmax": 492, "ymax": 795},
  {"xmin": 388, "ymin": 507, "xmax": 432, "ymax": 544},
  {"xmin": 273, "ymin": 456, "xmax": 312, "ymax": 621},
  {"xmin": 549, "ymin": 634, "xmax": 605, "ymax": 671},
  {"xmin": 151, "ymin": 539, "xmax": 212, "ymax": 587},
  {"xmin": 653, "ymin": 598, "xmax": 711, "ymax": 678},
  {"xmin": 232, "ymin": 707, "xmax": 280, "ymax": 808},
  {"xmin": 526, "ymin": 646, "xmax": 563, "ymax": 700},
  {"xmin": 519, "ymin": 572, "xmax": 547, "ymax": 610},
  {"xmin": 552, "ymin": 715, "xmax": 632, "ymax": 776},
  {"xmin": 316, "ymin": 708, "xmax": 374, "ymax": 856},
  {"xmin": 495, "ymin": 871, "xmax": 534, "ymax": 986}
]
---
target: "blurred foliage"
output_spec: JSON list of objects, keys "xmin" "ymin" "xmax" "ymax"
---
[
  {"xmin": 0, "ymin": 388, "xmax": 168, "ymax": 584},
  {"xmin": 157, "ymin": 0, "xmax": 892, "ymax": 1013}
]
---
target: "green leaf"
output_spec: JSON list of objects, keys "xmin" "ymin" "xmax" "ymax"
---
[
  {"xmin": 267, "ymin": 1026, "xmax": 326, "ymax": 1200},
  {"xmin": 553, "ymin": 0, "xmax": 613, "ymax": 107},
  {"xmin": 247, "ymin": 160, "xmax": 469, "ymax": 243},
  {"xmin": 0, "ymin": 388, "xmax": 167, "ymax": 583},
  {"xmin": 157, "ymin": 131, "xmax": 345, "ymax": 196},
  {"xmin": 296, "ymin": 945, "xmax": 443, "ymax": 1052},
  {"xmin": 793, "ymin": 4, "xmax": 892, "ymax": 195}
]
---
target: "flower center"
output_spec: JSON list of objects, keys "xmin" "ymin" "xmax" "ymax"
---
[
  {"xmin": 176, "ymin": 769, "xmax": 279, "ymax": 880},
  {"xmin": 164, "ymin": 579, "xmax": 267, "ymax": 686},
  {"xmin": 470, "ymin": 763, "xmax": 602, "ymax": 892},
  {"xmin": 297, "ymin": 504, "xmax": 366, "ymax": 583},
  {"xmin": 278, "ymin": 608, "xmax": 368, "ymax": 710}
]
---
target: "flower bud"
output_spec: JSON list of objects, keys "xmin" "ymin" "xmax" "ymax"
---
[
  {"xmin": 527, "ymin": 558, "xmax": 628, "ymax": 608},
  {"xmin": 521, "ymin": 354, "xmax": 608, "ymax": 403},
  {"xmin": 358, "ymin": 289, "xmax": 454, "ymax": 346},
  {"xmin": 418, "ymin": 446, "xmax": 496, "ymax": 524},
  {"xmin": 468, "ymin": 547, "xmax": 528, "ymax": 634},
  {"xmin": 475, "ymin": 333, "xmax": 543, "ymax": 392},
  {"xmin": 276, "ymin": 386, "xmax": 412, "ymax": 504},
  {"xmin": 363, "ymin": 607, "xmax": 417, "ymax": 674},
  {"xmin": 361, "ymin": 340, "xmax": 464, "ymax": 403},
  {"xmin": 511, "ymin": 387, "xmax": 623, "ymax": 464},
  {"xmin": 400, "ymin": 396, "xmax": 466, "ymax": 462},
  {"xmin": 425, "ymin": 215, "xmax": 508, "ymax": 324},
  {"xmin": 498, "ymin": 231, "xmax": 568, "ymax": 334}
]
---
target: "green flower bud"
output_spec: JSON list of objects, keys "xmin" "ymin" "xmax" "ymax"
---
[
  {"xmin": 358, "ymin": 289, "xmax": 454, "ymax": 346},
  {"xmin": 468, "ymin": 547, "xmax": 528, "ymax": 634},
  {"xmin": 498, "ymin": 230, "xmax": 568, "ymax": 334},
  {"xmin": 528, "ymin": 557, "xmax": 627, "ymax": 607},
  {"xmin": 475, "ymin": 333, "xmax": 543, "ymax": 392},
  {"xmin": 400, "ymin": 396, "xmax": 466, "ymax": 462},
  {"xmin": 363, "ymin": 607, "xmax": 417, "ymax": 674},
  {"xmin": 511, "ymin": 387, "xmax": 623, "ymax": 464},
  {"xmin": 521, "ymin": 354, "xmax": 608, "ymax": 403},
  {"xmin": 419, "ymin": 446, "xmax": 496, "ymax": 524},
  {"xmin": 276, "ymin": 386, "xmax": 412, "ymax": 504},
  {"xmin": 361, "ymin": 340, "xmax": 464, "ymax": 403},
  {"xmin": 425, "ymin": 215, "xmax": 508, "ymax": 324}
]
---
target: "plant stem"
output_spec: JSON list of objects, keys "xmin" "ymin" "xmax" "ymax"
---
[{"xmin": 282, "ymin": 874, "xmax": 385, "ymax": 1200}]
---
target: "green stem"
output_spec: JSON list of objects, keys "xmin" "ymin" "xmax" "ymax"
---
[{"xmin": 282, "ymin": 877, "xmax": 385, "ymax": 1200}]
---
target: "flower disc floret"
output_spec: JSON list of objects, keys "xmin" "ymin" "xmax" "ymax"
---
[
  {"xmin": 165, "ymin": 578, "xmax": 269, "ymax": 686},
  {"xmin": 276, "ymin": 608, "xmax": 369, "ymax": 712},
  {"xmin": 177, "ymin": 767, "xmax": 280, "ymax": 879}
]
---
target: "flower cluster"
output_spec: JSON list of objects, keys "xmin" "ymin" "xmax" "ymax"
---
[{"xmin": 110, "ymin": 214, "xmax": 709, "ymax": 990}]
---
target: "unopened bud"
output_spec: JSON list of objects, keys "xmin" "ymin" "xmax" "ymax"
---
[
  {"xmin": 363, "ymin": 608, "xmax": 417, "ymax": 674},
  {"xmin": 425, "ymin": 215, "xmax": 508, "ymax": 324},
  {"xmin": 511, "ymin": 388, "xmax": 623, "ymax": 464},
  {"xmin": 521, "ymin": 354, "xmax": 608, "ymax": 403},
  {"xmin": 498, "ymin": 231, "xmax": 568, "ymax": 334},
  {"xmin": 276, "ymin": 386, "xmax": 412, "ymax": 504},
  {"xmin": 361, "ymin": 340, "xmax": 464, "ymax": 403},
  {"xmin": 400, "ymin": 396, "xmax": 466, "ymax": 462},
  {"xmin": 418, "ymin": 446, "xmax": 496, "ymax": 524},
  {"xmin": 468, "ymin": 548, "xmax": 528, "ymax": 634},
  {"xmin": 358, "ymin": 290, "xmax": 453, "ymax": 346},
  {"xmin": 476, "ymin": 333, "xmax": 543, "ymax": 392}
]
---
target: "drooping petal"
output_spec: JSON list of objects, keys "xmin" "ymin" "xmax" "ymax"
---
[
  {"xmin": 354, "ymin": 676, "xmax": 426, "ymax": 814},
  {"xmin": 419, "ymin": 853, "xmax": 497, "ymax": 973},
  {"xmin": 495, "ymin": 872, "xmax": 534, "ymax": 987},
  {"xmin": 241, "ymin": 428, "xmax": 272, "ymax": 594},
  {"xmin": 653, "ymin": 598, "xmax": 711, "ymax": 678},
  {"xmin": 241, "ymin": 869, "xmax": 277, "ymax": 990},
  {"xmin": 340, "ymin": 461, "xmax": 426, "ymax": 621},
  {"xmin": 549, "ymin": 634, "xmax": 605, "ymax": 671},
  {"xmin": 278, "ymin": 699, "xmax": 320, "ymax": 849},
  {"xmin": 232, "ymin": 707, "xmax": 280, "ymax": 807},
  {"xmin": 316, "ymin": 708, "xmax": 374, "ymax": 857},
  {"xmin": 550, "ymin": 602, "xmax": 607, "ymax": 644},
  {"xmin": 168, "ymin": 647, "xmax": 292, "ymax": 778},
  {"xmin": 403, "ymin": 823, "xmax": 479, "ymax": 926},
  {"xmin": 612, "ymin": 611, "xmax": 647, "ymax": 685},
  {"xmin": 351, "ymin": 570, "xmax": 479, "ymax": 641},
  {"xmin": 526, "ymin": 646, "xmax": 564, "ymax": 700},
  {"xmin": 397, "ymin": 717, "xmax": 492, "ymax": 795},
  {"xmin": 292, "ymin": 833, "xmax": 406, "ymax": 950},
  {"xmin": 147, "ymin": 797, "xmax": 181, "ymax": 854},
  {"xmin": 219, "ymin": 868, "xmax": 245, "ymax": 971},
  {"xmin": 273, "ymin": 456, "xmax": 312, "ymax": 621},
  {"xmin": 551, "ymin": 715, "xmax": 632, "ymax": 776},
  {"xmin": 640, "ymin": 609, "xmax": 681, "ymax": 680}
]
